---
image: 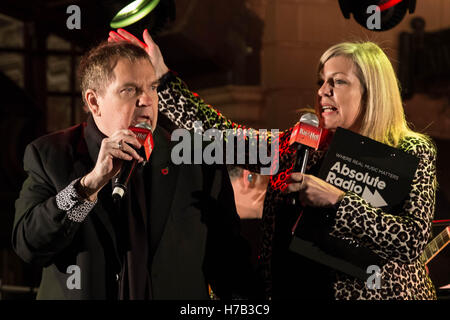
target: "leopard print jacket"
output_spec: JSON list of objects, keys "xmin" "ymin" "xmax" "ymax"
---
[{"xmin": 158, "ymin": 74, "xmax": 437, "ymax": 300}]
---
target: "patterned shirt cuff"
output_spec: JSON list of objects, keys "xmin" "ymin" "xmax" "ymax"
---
[{"xmin": 56, "ymin": 179, "xmax": 97, "ymax": 223}]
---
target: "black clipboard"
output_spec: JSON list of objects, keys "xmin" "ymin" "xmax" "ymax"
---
[{"xmin": 289, "ymin": 128, "xmax": 419, "ymax": 280}]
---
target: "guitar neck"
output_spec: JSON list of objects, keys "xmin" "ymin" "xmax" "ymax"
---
[{"xmin": 421, "ymin": 226, "xmax": 450, "ymax": 265}]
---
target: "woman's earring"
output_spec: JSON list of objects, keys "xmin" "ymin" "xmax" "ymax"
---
[{"xmin": 247, "ymin": 174, "xmax": 253, "ymax": 183}]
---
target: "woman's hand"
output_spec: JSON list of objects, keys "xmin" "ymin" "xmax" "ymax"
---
[
  {"xmin": 108, "ymin": 28, "xmax": 169, "ymax": 79},
  {"xmin": 286, "ymin": 172, "xmax": 345, "ymax": 208}
]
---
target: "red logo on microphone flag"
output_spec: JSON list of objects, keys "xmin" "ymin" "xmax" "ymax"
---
[
  {"xmin": 289, "ymin": 122, "xmax": 327, "ymax": 150},
  {"xmin": 130, "ymin": 126, "xmax": 154, "ymax": 160}
]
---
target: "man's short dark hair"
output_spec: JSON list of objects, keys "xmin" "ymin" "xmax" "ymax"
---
[
  {"xmin": 227, "ymin": 165, "xmax": 243, "ymax": 181},
  {"xmin": 78, "ymin": 41, "xmax": 152, "ymax": 105}
]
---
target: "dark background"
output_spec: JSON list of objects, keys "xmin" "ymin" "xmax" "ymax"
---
[{"xmin": 0, "ymin": 0, "xmax": 448, "ymax": 299}]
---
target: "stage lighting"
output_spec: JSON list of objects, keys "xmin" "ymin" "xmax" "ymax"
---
[
  {"xmin": 110, "ymin": 0, "xmax": 161, "ymax": 28},
  {"xmin": 338, "ymin": 0, "xmax": 417, "ymax": 31}
]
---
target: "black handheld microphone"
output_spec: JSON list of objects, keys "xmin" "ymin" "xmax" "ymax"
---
[
  {"xmin": 112, "ymin": 122, "xmax": 154, "ymax": 200},
  {"xmin": 289, "ymin": 113, "xmax": 324, "ymax": 206},
  {"xmin": 290, "ymin": 113, "xmax": 321, "ymax": 174}
]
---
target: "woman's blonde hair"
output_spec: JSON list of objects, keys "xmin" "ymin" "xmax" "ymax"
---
[{"xmin": 318, "ymin": 41, "xmax": 425, "ymax": 147}]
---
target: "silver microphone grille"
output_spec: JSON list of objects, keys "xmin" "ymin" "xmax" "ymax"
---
[
  {"xmin": 299, "ymin": 113, "xmax": 319, "ymax": 127},
  {"xmin": 135, "ymin": 122, "xmax": 153, "ymax": 132}
]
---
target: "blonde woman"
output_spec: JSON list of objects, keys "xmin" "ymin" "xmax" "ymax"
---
[
  {"xmin": 110, "ymin": 30, "xmax": 437, "ymax": 300},
  {"xmin": 286, "ymin": 42, "xmax": 436, "ymax": 299}
]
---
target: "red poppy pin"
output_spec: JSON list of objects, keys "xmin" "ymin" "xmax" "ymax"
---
[{"xmin": 161, "ymin": 167, "xmax": 169, "ymax": 175}]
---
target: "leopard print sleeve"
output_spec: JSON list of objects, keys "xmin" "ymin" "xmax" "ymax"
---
[
  {"xmin": 158, "ymin": 73, "xmax": 239, "ymax": 132},
  {"xmin": 329, "ymin": 136, "xmax": 437, "ymax": 263},
  {"xmin": 158, "ymin": 73, "xmax": 292, "ymax": 174}
]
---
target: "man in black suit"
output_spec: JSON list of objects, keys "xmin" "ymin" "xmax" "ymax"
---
[{"xmin": 12, "ymin": 41, "xmax": 253, "ymax": 300}]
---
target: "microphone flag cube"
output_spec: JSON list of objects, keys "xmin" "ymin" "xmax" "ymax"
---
[
  {"xmin": 130, "ymin": 126, "xmax": 154, "ymax": 161},
  {"xmin": 289, "ymin": 122, "xmax": 326, "ymax": 150}
]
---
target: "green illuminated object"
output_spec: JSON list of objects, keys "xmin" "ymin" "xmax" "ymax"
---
[{"xmin": 110, "ymin": 0, "xmax": 160, "ymax": 28}]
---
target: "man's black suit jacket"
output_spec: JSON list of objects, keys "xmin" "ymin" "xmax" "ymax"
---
[{"xmin": 12, "ymin": 117, "xmax": 254, "ymax": 299}]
